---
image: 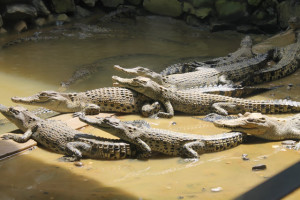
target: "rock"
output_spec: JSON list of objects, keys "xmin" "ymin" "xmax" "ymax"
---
[
  {"xmin": 75, "ymin": 5, "xmax": 92, "ymax": 18},
  {"xmin": 74, "ymin": 162, "xmax": 83, "ymax": 167},
  {"xmin": 183, "ymin": 2, "xmax": 212, "ymax": 19},
  {"xmin": 0, "ymin": 14, "xmax": 3, "ymax": 27},
  {"xmin": 194, "ymin": 7, "xmax": 212, "ymax": 19},
  {"xmin": 4, "ymin": 4, "xmax": 37, "ymax": 21},
  {"xmin": 143, "ymin": 0, "xmax": 182, "ymax": 17},
  {"xmin": 277, "ymin": 1, "xmax": 300, "ymax": 29},
  {"xmin": 0, "ymin": 27, "xmax": 7, "ymax": 34},
  {"xmin": 215, "ymin": 0, "xmax": 248, "ymax": 22},
  {"xmin": 186, "ymin": 0, "xmax": 213, "ymax": 8},
  {"xmin": 211, "ymin": 187, "xmax": 223, "ymax": 192},
  {"xmin": 14, "ymin": 20, "xmax": 27, "ymax": 32},
  {"xmin": 128, "ymin": 0, "xmax": 142, "ymax": 6},
  {"xmin": 101, "ymin": 0, "xmax": 124, "ymax": 8},
  {"xmin": 82, "ymin": 0, "xmax": 98, "ymax": 7},
  {"xmin": 248, "ymin": 0, "xmax": 262, "ymax": 7},
  {"xmin": 35, "ymin": 17, "xmax": 47, "ymax": 27},
  {"xmin": 242, "ymin": 154, "xmax": 249, "ymax": 161},
  {"xmin": 56, "ymin": 13, "xmax": 70, "ymax": 23},
  {"xmin": 51, "ymin": 0, "xmax": 76, "ymax": 13},
  {"xmin": 32, "ymin": 0, "xmax": 51, "ymax": 15},
  {"xmin": 252, "ymin": 164, "xmax": 267, "ymax": 171}
]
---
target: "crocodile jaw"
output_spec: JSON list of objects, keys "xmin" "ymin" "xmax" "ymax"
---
[
  {"xmin": 0, "ymin": 104, "xmax": 9, "ymax": 115},
  {"xmin": 11, "ymin": 95, "xmax": 42, "ymax": 105}
]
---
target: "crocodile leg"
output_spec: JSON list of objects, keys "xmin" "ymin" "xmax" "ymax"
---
[
  {"xmin": 182, "ymin": 141, "xmax": 205, "ymax": 158},
  {"xmin": 157, "ymin": 101, "xmax": 174, "ymax": 118},
  {"xmin": 1, "ymin": 128, "xmax": 34, "ymax": 143},
  {"xmin": 141, "ymin": 102, "xmax": 161, "ymax": 117},
  {"xmin": 64, "ymin": 141, "xmax": 92, "ymax": 161},
  {"xmin": 212, "ymin": 102, "xmax": 238, "ymax": 115},
  {"xmin": 73, "ymin": 103, "xmax": 101, "ymax": 117},
  {"xmin": 135, "ymin": 138, "xmax": 152, "ymax": 159}
]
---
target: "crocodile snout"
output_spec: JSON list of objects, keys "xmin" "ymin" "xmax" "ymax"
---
[{"xmin": 0, "ymin": 104, "xmax": 8, "ymax": 113}]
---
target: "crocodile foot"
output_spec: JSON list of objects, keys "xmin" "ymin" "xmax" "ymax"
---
[{"xmin": 58, "ymin": 156, "xmax": 79, "ymax": 162}]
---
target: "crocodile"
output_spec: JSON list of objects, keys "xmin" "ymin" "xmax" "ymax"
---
[
  {"xmin": 242, "ymin": 32, "xmax": 300, "ymax": 86},
  {"xmin": 79, "ymin": 115, "xmax": 244, "ymax": 159},
  {"xmin": 2, "ymin": 32, "xmax": 59, "ymax": 49},
  {"xmin": 11, "ymin": 87, "xmax": 161, "ymax": 117},
  {"xmin": 112, "ymin": 76, "xmax": 300, "ymax": 118},
  {"xmin": 160, "ymin": 35, "xmax": 254, "ymax": 76},
  {"xmin": 59, "ymin": 53, "xmax": 167, "ymax": 90},
  {"xmin": 213, "ymin": 112, "xmax": 300, "ymax": 149},
  {"xmin": 114, "ymin": 52, "xmax": 271, "ymax": 90},
  {"xmin": 0, "ymin": 104, "xmax": 136, "ymax": 161}
]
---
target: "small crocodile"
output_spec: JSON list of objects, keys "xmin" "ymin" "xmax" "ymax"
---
[
  {"xmin": 2, "ymin": 32, "xmax": 59, "ymax": 49},
  {"xmin": 60, "ymin": 53, "xmax": 167, "ymax": 90},
  {"xmin": 242, "ymin": 32, "xmax": 300, "ymax": 86},
  {"xmin": 11, "ymin": 87, "xmax": 161, "ymax": 117},
  {"xmin": 79, "ymin": 115, "xmax": 244, "ymax": 159},
  {"xmin": 112, "ymin": 76, "xmax": 300, "ymax": 118},
  {"xmin": 0, "ymin": 104, "xmax": 136, "ymax": 161},
  {"xmin": 114, "ymin": 52, "xmax": 271, "ymax": 90},
  {"xmin": 160, "ymin": 35, "xmax": 254, "ymax": 76},
  {"xmin": 213, "ymin": 112, "xmax": 300, "ymax": 149}
]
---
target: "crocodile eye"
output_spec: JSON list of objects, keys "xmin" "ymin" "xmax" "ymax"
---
[{"xmin": 247, "ymin": 118, "xmax": 254, "ymax": 122}]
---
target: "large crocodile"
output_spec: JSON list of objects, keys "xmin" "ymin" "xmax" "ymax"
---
[
  {"xmin": 213, "ymin": 112, "xmax": 300, "ymax": 149},
  {"xmin": 160, "ymin": 35, "xmax": 254, "ymax": 76},
  {"xmin": 11, "ymin": 88, "xmax": 161, "ymax": 117},
  {"xmin": 112, "ymin": 76, "xmax": 300, "ymax": 118},
  {"xmin": 0, "ymin": 104, "xmax": 136, "ymax": 161},
  {"xmin": 242, "ymin": 32, "xmax": 300, "ymax": 86},
  {"xmin": 114, "ymin": 52, "xmax": 271, "ymax": 90},
  {"xmin": 79, "ymin": 115, "xmax": 244, "ymax": 159}
]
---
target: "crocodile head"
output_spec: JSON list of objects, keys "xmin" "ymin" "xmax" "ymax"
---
[
  {"xmin": 213, "ymin": 112, "xmax": 273, "ymax": 136},
  {"xmin": 79, "ymin": 115, "xmax": 131, "ymax": 141},
  {"xmin": 0, "ymin": 104, "xmax": 39, "ymax": 131},
  {"xmin": 112, "ymin": 76, "xmax": 166, "ymax": 100},
  {"xmin": 11, "ymin": 91, "xmax": 81, "ymax": 113},
  {"xmin": 114, "ymin": 65, "xmax": 163, "ymax": 84}
]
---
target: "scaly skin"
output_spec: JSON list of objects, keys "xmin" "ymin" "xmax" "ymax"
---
[
  {"xmin": 160, "ymin": 35, "xmax": 254, "ymax": 76},
  {"xmin": 0, "ymin": 105, "xmax": 136, "ymax": 161},
  {"xmin": 112, "ymin": 76, "xmax": 300, "ymax": 118},
  {"xmin": 114, "ymin": 52, "xmax": 271, "ymax": 90},
  {"xmin": 242, "ymin": 32, "xmax": 300, "ymax": 86},
  {"xmin": 79, "ymin": 115, "xmax": 244, "ymax": 159},
  {"xmin": 184, "ymin": 84, "xmax": 273, "ymax": 98},
  {"xmin": 213, "ymin": 112, "xmax": 300, "ymax": 149},
  {"xmin": 11, "ymin": 87, "xmax": 161, "ymax": 117}
]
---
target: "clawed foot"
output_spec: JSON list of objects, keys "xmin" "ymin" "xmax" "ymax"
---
[
  {"xmin": 73, "ymin": 112, "xmax": 84, "ymax": 118},
  {"xmin": 58, "ymin": 156, "xmax": 79, "ymax": 162},
  {"xmin": 1, "ymin": 134, "xmax": 14, "ymax": 140},
  {"xmin": 137, "ymin": 153, "xmax": 151, "ymax": 160},
  {"xmin": 294, "ymin": 143, "xmax": 300, "ymax": 151}
]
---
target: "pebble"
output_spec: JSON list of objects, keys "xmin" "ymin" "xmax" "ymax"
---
[
  {"xmin": 74, "ymin": 162, "xmax": 83, "ymax": 167},
  {"xmin": 211, "ymin": 187, "xmax": 223, "ymax": 192},
  {"xmin": 177, "ymin": 196, "xmax": 184, "ymax": 199},
  {"xmin": 171, "ymin": 121, "xmax": 177, "ymax": 125},
  {"xmin": 252, "ymin": 164, "xmax": 267, "ymax": 171},
  {"xmin": 242, "ymin": 154, "xmax": 249, "ymax": 161}
]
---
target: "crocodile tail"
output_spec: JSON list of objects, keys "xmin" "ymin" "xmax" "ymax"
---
[
  {"xmin": 241, "ymin": 99, "xmax": 300, "ymax": 114},
  {"xmin": 203, "ymin": 132, "xmax": 245, "ymax": 152}
]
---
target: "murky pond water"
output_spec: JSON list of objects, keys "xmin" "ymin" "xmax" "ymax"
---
[{"xmin": 0, "ymin": 16, "xmax": 300, "ymax": 199}]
